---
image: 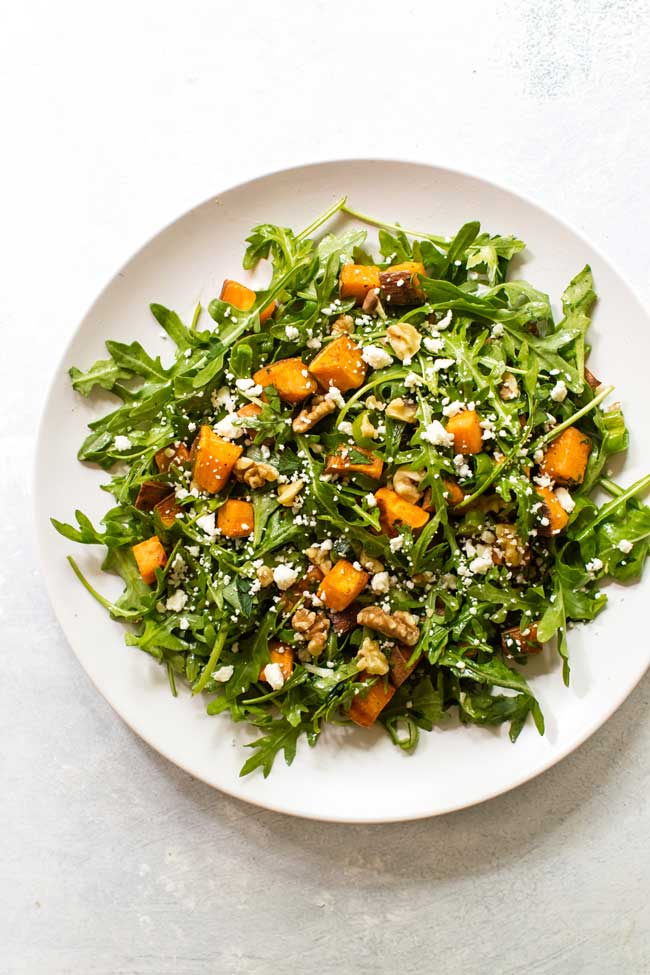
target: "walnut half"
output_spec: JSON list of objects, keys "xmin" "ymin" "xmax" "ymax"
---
[
  {"xmin": 234, "ymin": 456, "xmax": 278, "ymax": 489},
  {"xmin": 292, "ymin": 395, "xmax": 336, "ymax": 433},
  {"xmin": 356, "ymin": 606, "xmax": 420, "ymax": 646}
]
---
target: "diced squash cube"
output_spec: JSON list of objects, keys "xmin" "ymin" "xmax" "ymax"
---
[
  {"xmin": 134, "ymin": 480, "xmax": 173, "ymax": 511},
  {"xmin": 308, "ymin": 335, "xmax": 367, "ymax": 393},
  {"xmin": 339, "ymin": 264, "xmax": 381, "ymax": 303},
  {"xmin": 220, "ymin": 278, "xmax": 276, "ymax": 324},
  {"xmin": 324, "ymin": 445, "xmax": 383, "ymax": 480},
  {"xmin": 389, "ymin": 260, "xmax": 425, "ymax": 279},
  {"xmin": 536, "ymin": 486, "xmax": 570, "ymax": 535},
  {"xmin": 539, "ymin": 427, "xmax": 592, "ymax": 486},
  {"xmin": 217, "ymin": 498, "xmax": 254, "ymax": 538},
  {"xmin": 259, "ymin": 641, "xmax": 294, "ymax": 683},
  {"xmin": 348, "ymin": 675, "xmax": 396, "ymax": 727},
  {"xmin": 253, "ymin": 357, "xmax": 318, "ymax": 403},
  {"xmin": 154, "ymin": 493, "xmax": 183, "ymax": 528},
  {"xmin": 317, "ymin": 558, "xmax": 369, "ymax": 612},
  {"xmin": 191, "ymin": 425, "xmax": 242, "ymax": 494},
  {"xmin": 155, "ymin": 442, "xmax": 191, "ymax": 473},
  {"xmin": 375, "ymin": 487, "xmax": 430, "ymax": 536},
  {"xmin": 501, "ymin": 624, "xmax": 542, "ymax": 657},
  {"xmin": 445, "ymin": 409, "xmax": 483, "ymax": 454},
  {"xmin": 132, "ymin": 535, "xmax": 167, "ymax": 585}
]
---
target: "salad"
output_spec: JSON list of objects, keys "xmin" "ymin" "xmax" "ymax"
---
[{"xmin": 53, "ymin": 198, "xmax": 650, "ymax": 777}]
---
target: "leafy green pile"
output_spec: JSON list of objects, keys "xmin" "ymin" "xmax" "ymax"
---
[{"xmin": 53, "ymin": 198, "xmax": 650, "ymax": 777}]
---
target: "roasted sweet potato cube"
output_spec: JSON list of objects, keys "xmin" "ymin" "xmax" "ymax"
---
[
  {"xmin": 445, "ymin": 409, "xmax": 483, "ymax": 455},
  {"xmin": 317, "ymin": 559, "xmax": 369, "ymax": 612},
  {"xmin": 134, "ymin": 480, "xmax": 172, "ymax": 511},
  {"xmin": 389, "ymin": 645, "xmax": 417, "ymax": 688},
  {"xmin": 324, "ymin": 445, "xmax": 384, "ymax": 480},
  {"xmin": 154, "ymin": 493, "xmax": 183, "ymax": 528},
  {"xmin": 536, "ymin": 486, "xmax": 570, "ymax": 535},
  {"xmin": 339, "ymin": 264, "xmax": 381, "ymax": 303},
  {"xmin": 308, "ymin": 335, "xmax": 367, "ymax": 393},
  {"xmin": 539, "ymin": 427, "xmax": 592, "ymax": 486},
  {"xmin": 253, "ymin": 357, "xmax": 318, "ymax": 403},
  {"xmin": 501, "ymin": 624, "xmax": 542, "ymax": 657},
  {"xmin": 191, "ymin": 426, "xmax": 242, "ymax": 494},
  {"xmin": 348, "ymin": 674, "xmax": 396, "ymax": 727},
  {"xmin": 259, "ymin": 641, "xmax": 294, "ymax": 683},
  {"xmin": 155, "ymin": 442, "xmax": 191, "ymax": 473},
  {"xmin": 220, "ymin": 278, "xmax": 276, "ymax": 324},
  {"xmin": 375, "ymin": 487, "xmax": 430, "ymax": 536},
  {"xmin": 132, "ymin": 535, "xmax": 167, "ymax": 585},
  {"xmin": 216, "ymin": 498, "xmax": 254, "ymax": 538}
]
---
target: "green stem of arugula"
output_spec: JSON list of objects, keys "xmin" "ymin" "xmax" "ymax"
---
[
  {"xmin": 190, "ymin": 302, "xmax": 202, "ymax": 331},
  {"xmin": 67, "ymin": 556, "xmax": 142, "ymax": 619},
  {"xmin": 575, "ymin": 474, "xmax": 650, "ymax": 541},
  {"xmin": 335, "ymin": 367, "xmax": 407, "ymax": 426},
  {"xmin": 530, "ymin": 385, "xmax": 614, "ymax": 452},
  {"xmin": 298, "ymin": 197, "xmax": 348, "ymax": 240},
  {"xmin": 192, "ymin": 626, "xmax": 229, "ymax": 695},
  {"xmin": 166, "ymin": 663, "xmax": 178, "ymax": 697},
  {"xmin": 598, "ymin": 476, "xmax": 623, "ymax": 497},
  {"xmin": 340, "ymin": 203, "xmax": 448, "ymax": 248}
]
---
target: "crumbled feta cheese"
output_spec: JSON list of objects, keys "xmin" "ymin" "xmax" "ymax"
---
[
  {"xmin": 212, "ymin": 665, "xmax": 234, "ymax": 683},
  {"xmin": 432, "ymin": 358, "xmax": 455, "ymax": 373},
  {"xmin": 453, "ymin": 454, "xmax": 472, "ymax": 479},
  {"xmin": 324, "ymin": 385, "xmax": 345, "ymax": 407},
  {"xmin": 554, "ymin": 487, "xmax": 575, "ymax": 513},
  {"xmin": 179, "ymin": 617, "xmax": 190, "ymax": 630},
  {"xmin": 423, "ymin": 336, "xmax": 444, "ymax": 354},
  {"xmin": 113, "ymin": 435, "xmax": 132, "ymax": 451},
  {"xmin": 306, "ymin": 336, "xmax": 322, "ymax": 350},
  {"xmin": 214, "ymin": 413, "xmax": 244, "ymax": 440},
  {"xmin": 196, "ymin": 513, "xmax": 217, "ymax": 536},
  {"xmin": 211, "ymin": 387, "xmax": 236, "ymax": 411},
  {"xmin": 436, "ymin": 310, "xmax": 453, "ymax": 329},
  {"xmin": 365, "ymin": 493, "xmax": 377, "ymax": 507},
  {"xmin": 166, "ymin": 590, "xmax": 188, "ymax": 612},
  {"xmin": 468, "ymin": 554, "xmax": 493, "ymax": 575},
  {"xmin": 389, "ymin": 535, "xmax": 404, "ymax": 553},
  {"xmin": 371, "ymin": 571, "xmax": 390, "ymax": 594},
  {"xmin": 362, "ymin": 345, "xmax": 393, "ymax": 369},
  {"xmin": 618, "ymin": 539, "xmax": 633, "ymax": 554},
  {"xmin": 338, "ymin": 421, "xmax": 353, "ymax": 435},
  {"xmin": 273, "ymin": 564, "xmax": 299, "ymax": 590},
  {"xmin": 491, "ymin": 323, "xmax": 504, "ymax": 338},
  {"xmin": 550, "ymin": 379, "xmax": 568, "ymax": 402},
  {"xmin": 263, "ymin": 662, "xmax": 285, "ymax": 690},
  {"xmin": 533, "ymin": 448, "xmax": 545, "ymax": 464},
  {"xmin": 404, "ymin": 371, "xmax": 422, "ymax": 389},
  {"xmin": 585, "ymin": 557, "xmax": 604, "ymax": 574},
  {"xmin": 442, "ymin": 400, "xmax": 465, "ymax": 418},
  {"xmin": 534, "ymin": 473, "xmax": 555, "ymax": 490},
  {"xmin": 285, "ymin": 325, "xmax": 300, "ymax": 341},
  {"xmin": 421, "ymin": 420, "xmax": 455, "ymax": 448}
]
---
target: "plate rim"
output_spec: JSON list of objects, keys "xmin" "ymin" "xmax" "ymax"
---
[{"xmin": 33, "ymin": 156, "xmax": 650, "ymax": 823}]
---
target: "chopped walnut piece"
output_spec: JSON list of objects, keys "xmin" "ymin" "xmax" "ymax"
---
[
  {"xmin": 292, "ymin": 395, "xmax": 337, "ymax": 433},
  {"xmin": 305, "ymin": 543, "xmax": 333, "ymax": 574},
  {"xmin": 233, "ymin": 456, "xmax": 278, "ymax": 489},
  {"xmin": 355, "ymin": 637, "xmax": 389, "ymax": 675},
  {"xmin": 386, "ymin": 397, "xmax": 417, "ymax": 422},
  {"xmin": 493, "ymin": 523, "xmax": 530, "ymax": 567},
  {"xmin": 359, "ymin": 549, "xmax": 384, "ymax": 574},
  {"xmin": 331, "ymin": 314, "xmax": 354, "ymax": 335},
  {"xmin": 292, "ymin": 609, "xmax": 330, "ymax": 657},
  {"xmin": 361, "ymin": 289, "xmax": 382, "ymax": 315},
  {"xmin": 356, "ymin": 606, "xmax": 420, "ymax": 646},
  {"xmin": 392, "ymin": 466, "xmax": 425, "ymax": 503},
  {"xmin": 360, "ymin": 413, "xmax": 378, "ymax": 439},
  {"xmin": 256, "ymin": 564, "xmax": 274, "ymax": 588},
  {"xmin": 277, "ymin": 480, "xmax": 305, "ymax": 506},
  {"xmin": 291, "ymin": 608, "xmax": 317, "ymax": 632},
  {"xmin": 386, "ymin": 322, "xmax": 421, "ymax": 361},
  {"xmin": 499, "ymin": 371, "xmax": 519, "ymax": 401}
]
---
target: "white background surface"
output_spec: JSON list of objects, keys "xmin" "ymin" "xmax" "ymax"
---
[{"xmin": 2, "ymin": 1, "xmax": 650, "ymax": 972}]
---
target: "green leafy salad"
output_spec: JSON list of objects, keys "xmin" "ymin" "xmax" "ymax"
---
[{"xmin": 53, "ymin": 197, "xmax": 650, "ymax": 777}]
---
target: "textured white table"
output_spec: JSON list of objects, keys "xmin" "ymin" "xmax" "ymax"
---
[{"xmin": 2, "ymin": 1, "xmax": 650, "ymax": 972}]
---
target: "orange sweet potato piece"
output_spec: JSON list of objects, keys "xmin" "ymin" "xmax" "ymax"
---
[
  {"xmin": 348, "ymin": 675, "xmax": 396, "ymax": 727},
  {"xmin": 253, "ymin": 357, "xmax": 318, "ymax": 403},
  {"xmin": 155, "ymin": 442, "xmax": 191, "ymax": 473},
  {"xmin": 191, "ymin": 425, "xmax": 242, "ymax": 494},
  {"xmin": 134, "ymin": 480, "xmax": 173, "ymax": 511},
  {"xmin": 324, "ymin": 445, "xmax": 384, "ymax": 480},
  {"xmin": 389, "ymin": 260, "xmax": 425, "ymax": 279},
  {"xmin": 317, "ymin": 559, "xmax": 369, "ymax": 612},
  {"xmin": 220, "ymin": 278, "xmax": 276, "ymax": 324},
  {"xmin": 536, "ymin": 486, "xmax": 570, "ymax": 535},
  {"xmin": 216, "ymin": 498, "xmax": 254, "ymax": 538},
  {"xmin": 539, "ymin": 427, "xmax": 592, "ymax": 486},
  {"xmin": 132, "ymin": 535, "xmax": 167, "ymax": 585},
  {"xmin": 421, "ymin": 478, "xmax": 465, "ymax": 513},
  {"xmin": 308, "ymin": 335, "xmax": 367, "ymax": 393},
  {"xmin": 375, "ymin": 487, "xmax": 430, "ymax": 536},
  {"xmin": 259, "ymin": 641, "xmax": 294, "ymax": 683},
  {"xmin": 339, "ymin": 264, "xmax": 381, "ymax": 303},
  {"xmin": 445, "ymin": 409, "xmax": 483, "ymax": 455},
  {"xmin": 501, "ymin": 624, "xmax": 542, "ymax": 657},
  {"xmin": 154, "ymin": 493, "xmax": 183, "ymax": 528}
]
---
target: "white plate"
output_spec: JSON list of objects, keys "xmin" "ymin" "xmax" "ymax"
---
[{"xmin": 35, "ymin": 159, "xmax": 650, "ymax": 823}]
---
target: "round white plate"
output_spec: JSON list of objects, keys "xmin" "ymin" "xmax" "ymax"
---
[{"xmin": 35, "ymin": 160, "xmax": 650, "ymax": 822}]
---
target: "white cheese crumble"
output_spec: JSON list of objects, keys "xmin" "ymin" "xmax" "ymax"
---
[
  {"xmin": 165, "ymin": 590, "xmax": 188, "ymax": 612},
  {"xmin": 432, "ymin": 358, "xmax": 455, "ymax": 373},
  {"xmin": 389, "ymin": 535, "xmax": 404, "ymax": 553},
  {"xmin": 442, "ymin": 400, "xmax": 465, "ymax": 417},
  {"xmin": 468, "ymin": 554, "xmax": 493, "ymax": 575},
  {"xmin": 585, "ymin": 557, "xmax": 604, "ymax": 574},
  {"xmin": 423, "ymin": 336, "xmax": 444, "ymax": 354},
  {"xmin": 404, "ymin": 371, "xmax": 422, "ymax": 389},
  {"xmin": 285, "ymin": 325, "xmax": 300, "ymax": 341},
  {"xmin": 263, "ymin": 662, "xmax": 285, "ymax": 690},
  {"xmin": 212, "ymin": 665, "xmax": 234, "ymax": 683},
  {"xmin": 273, "ymin": 564, "xmax": 299, "ymax": 590},
  {"xmin": 491, "ymin": 323, "xmax": 504, "ymax": 338},
  {"xmin": 196, "ymin": 513, "xmax": 217, "ymax": 536},
  {"xmin": 362, "ymin": 345, "xmax": 393, "ymax": 369},
  {"xmin": 337, "ymin": 421, "xmax": 353, "ymax": 435},
  {"xmin": 554, "ymin": 487, "xmax": 575, "ymax": 513},
  {"xmin": 113, "ymin": 435, "xmax": 132, "ymax": 451},
  {"xmin": 550, "ymin": 379, "xmax": 568, "ymax": 402},
  {"xmin": 618, "ymin": 538, "xmax": 633, "ymax": 554},
  {"xmin": 370, "ymin": 571, "xmax": 390, "ymax": 594},
  {"xmin": 214, "ymin": 413, "xmax": 244, "ymax": 440},
  {"xmin": 324, "ymin": 385, "xmax": 345, "ymax": 407},
  {"xmin": 421, "ymin": 420, "xmax": 455, "ymax": 448},
  {"xmin": 365, "ymin": 493, "xmax": 377, "ymax": 507},
  {"xmin": 436, "ymin": 310, "xmax": 453, "ymax": 329}
]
